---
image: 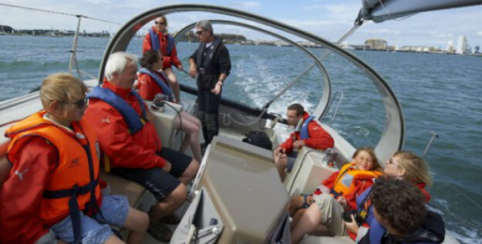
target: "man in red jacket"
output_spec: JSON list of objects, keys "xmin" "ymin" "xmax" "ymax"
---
[
  {"xmin": 85, "ymin": 52, "xmax": 199, "ymax": 242},
  {"xmin": 273, "ymin": 103, "xmax": 334, "ymax": 178}
]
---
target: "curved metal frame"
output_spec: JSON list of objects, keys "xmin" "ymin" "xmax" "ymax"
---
[
  {"xmin": 173, "ymin": 19, "xmax": 331, "ymax": 112},
  {"xmin": 98, "ymin": 4, "xmax": 404, "ymax": 162}
]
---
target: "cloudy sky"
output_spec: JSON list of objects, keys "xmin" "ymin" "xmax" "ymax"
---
[{"xmin": 1, "ymin": 0, "xmax": 482, "ymax": 48}]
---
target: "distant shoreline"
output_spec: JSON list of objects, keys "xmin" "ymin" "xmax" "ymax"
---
[{"xmin": 1, "ymin": 34, "xmax": 480, "ymax": 57}]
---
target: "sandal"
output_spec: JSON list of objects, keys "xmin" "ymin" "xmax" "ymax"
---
[
  {"xmin": 162, "ymin": 214, "xmax": 181, "ymax": 225},
  {"xmin": 148, "ymin": 221, "xmax": 173, "ymax": 242}
]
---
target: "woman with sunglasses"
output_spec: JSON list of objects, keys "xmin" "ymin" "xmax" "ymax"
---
[
  {"xmin": 291, "ymin": 151, "xmax": 432, "ymax": 244},
  {"xmin": 142, "ymin": 15, "xmax": 183, "ymax": 104},
  {"xmin": 0, "ymin": 73, "xmax": 149, "ymax": 244}
]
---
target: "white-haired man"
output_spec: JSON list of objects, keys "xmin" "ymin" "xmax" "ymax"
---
[{"xmin": 85, "ymin": 52, "xmax": 199, "ymax": 242}]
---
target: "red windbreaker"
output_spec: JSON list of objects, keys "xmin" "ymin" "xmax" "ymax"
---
[
  {"xmin": 85, "ymin": 81, "xmax": 166, "ymax": 169},
  {"xmin": 0, "ymin": 138, "xmax": 58, "ymax": 244},
  {"xmin": 142, "ymin": 27, "xmax": 182, "ymax": 69},
  {"xmin": 136, "ymin": 71, "xmax": 170, "ymax": 101},
  {"xmin": 316, "ymin": 170, "xmax": 376, "ymax": 210},
  {"xmin": 279, "ymin": 112, "xmax": 334, "ymax": 153}
]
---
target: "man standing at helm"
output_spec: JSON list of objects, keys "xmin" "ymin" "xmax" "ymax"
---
[{"xmin": 188, "ymin": 20, "xmax": 231, "ymax": 146}]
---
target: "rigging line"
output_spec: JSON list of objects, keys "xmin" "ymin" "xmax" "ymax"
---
[
  {"xmin": 263, "ymin": 24, "xmax": 360, "ymax": 110},
  {"xmin": 429, "ymin": 202, "xmax": 482, "ymax": 232},
  {"xmin": 375, "ymin": 0, "xmax": 416, "ymax": 22},
  {"xmin": 445, "ymin": 183, "xmax": 482, "ymax": 210},
  {"xmin": 73, "ymin": 51, "xmax": 83, "ymax": 80},
  {"xmin": 82, "ymin": 16, "xmax": 122, "ymax": 26},
  {"xmin": 393, "ymin": 13, "xmax": 417, "ymax": 21},
  {"xmin": 0, "ymin": 3, "xmax": 121, "ymax": 25},
  {"xmin": 377, "ymin": 0, "xmax": 392, "ymax": 18}
]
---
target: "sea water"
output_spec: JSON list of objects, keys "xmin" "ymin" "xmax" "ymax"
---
[{"xmin": 1, "ymin": 36, "xmax": 481, "ymax": 243}]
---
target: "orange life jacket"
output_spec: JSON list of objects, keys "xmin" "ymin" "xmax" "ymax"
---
[
  {"xmin": 330, "ymin": 162, "xmax": 382, "ymax": 198},
  {"xmin": 5, "ymin": 111, "xmax": 101, "ymax": 229}
]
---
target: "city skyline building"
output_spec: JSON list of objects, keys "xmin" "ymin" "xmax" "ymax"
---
[
  {"xmin": 456, "ymin": 35, "xmax": 468, "ymax": 54},
  {"xmin": 447, "ymin": 40, "xmax": 454, "ymax": 53}
]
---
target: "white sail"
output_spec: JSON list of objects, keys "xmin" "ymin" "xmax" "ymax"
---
[{"xmin": 357, "ymin": 0, "xmax": 482, "ymax": 23}]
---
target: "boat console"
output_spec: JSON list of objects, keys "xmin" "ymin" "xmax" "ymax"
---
[
  {"xmin": 177, "ymin": 135, "xmax": 290, "ymax": 243},
  {"xmin": 145, "ymin": 100, "xmax": 183, "ymax": 149}
]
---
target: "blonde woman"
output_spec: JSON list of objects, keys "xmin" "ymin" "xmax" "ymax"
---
[
  {"xmin": 142, "ymin": 15, "xmax": 182, "ymax": 103},
  {"xmin": 0, "ymin": 73, "xmax": 148, "ymax": 244}
]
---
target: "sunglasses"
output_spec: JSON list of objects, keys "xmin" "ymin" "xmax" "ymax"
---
[
  {"xmin": 155, "ymin": 21, "xmax": 166, "ymax": 25},
  {"xmin": 195, "ymin": 30, "xmax": 205, "ymax": 36},
  {"xmin": 60, "ymin": 97, "xmax": 88, "ymax": 108},
  {"xmin": 387, "ymin": 158, "xmax": 401, "ymax": 168}
]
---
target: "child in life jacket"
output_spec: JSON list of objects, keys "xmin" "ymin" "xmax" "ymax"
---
[{"xmin": 289, "ymin": 147, "xmax": 382, "ymax": 232}]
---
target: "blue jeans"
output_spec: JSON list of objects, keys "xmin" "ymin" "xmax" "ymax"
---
[{"xmin": 51, "ymin": 195, "xmax": 129, "ymax": 244}]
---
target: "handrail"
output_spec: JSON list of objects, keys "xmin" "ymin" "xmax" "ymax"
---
[
  {"xmin": 173, "ymin": 19, "xmax": 331, "ymax": 112},
  {"xmin": 99, "ymin": 4, "xmax": 405, "ymax": 163}
]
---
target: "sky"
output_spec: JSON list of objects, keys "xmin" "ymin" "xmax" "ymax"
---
[{"xmin": 1, "ymin": 0, "xmax": 482, "ymax": 48}]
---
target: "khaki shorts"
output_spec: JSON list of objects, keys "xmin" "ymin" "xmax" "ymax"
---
[{"xmin": 312, "ymin": 193, "xmax": 347, "ymax": 236}]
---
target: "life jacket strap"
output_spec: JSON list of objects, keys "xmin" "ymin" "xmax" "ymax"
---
[
  {"xmin": 69, "ymin": 185, "xmax": 82, "ymax": 244},
  {"xmin": 44, "ymin": 178, "xmax": 100, "ymax": 244},
  {"xmin": 43, "ymin": 178, "xmax": 99, "ymax": 199},
  {"xmin": 330, "ymin": 188, "xmax": 343, "ymax": 199}
]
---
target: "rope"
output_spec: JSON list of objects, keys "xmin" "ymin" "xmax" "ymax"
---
[
  {"xmin": 377, "ymin": 0, "xmax": 391, "ymax": 19},
  {"xmin": 444, "ymin": 183, "xmax": 482, "ymax": 210},
  {"xmin": 72, "ymin": 51, "xmax": 83, "ymax": 80},
  {"xmin": 429, "ymin": 201, "xmax": 482, "ymax": 233},
  {"xmin": 178, "ymin": 69, "xmax": 266, "ymax": 127},
  {"xmin": 428, "ymin": 182, "xmax": 482, "ymax": 233},
  {"xmin": 0, "ymin": 3, "xmax": 121, "ymax": 25},
  {"xmin": 225, "ymin": 109, "xmax": 267, "ymax": 127},
  {"xmin": 376, "ymin": 0, "xmax": 416, "ymax": 22}
]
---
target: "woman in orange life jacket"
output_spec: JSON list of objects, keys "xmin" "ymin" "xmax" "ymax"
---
[
  {"xmin": 136, "ymin": 50, "xmax": 203, "ymax": 162},
  {"xmin": 0, "ymin": 73, "xmax": 148, "ymax": 244},
  {"xmin": 142, "ymin": 15, "xmax": 183, "ymax": 103},
  {"xmin": 289, "ymin": 147, "xmax": 382, "ymax": 243}
]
